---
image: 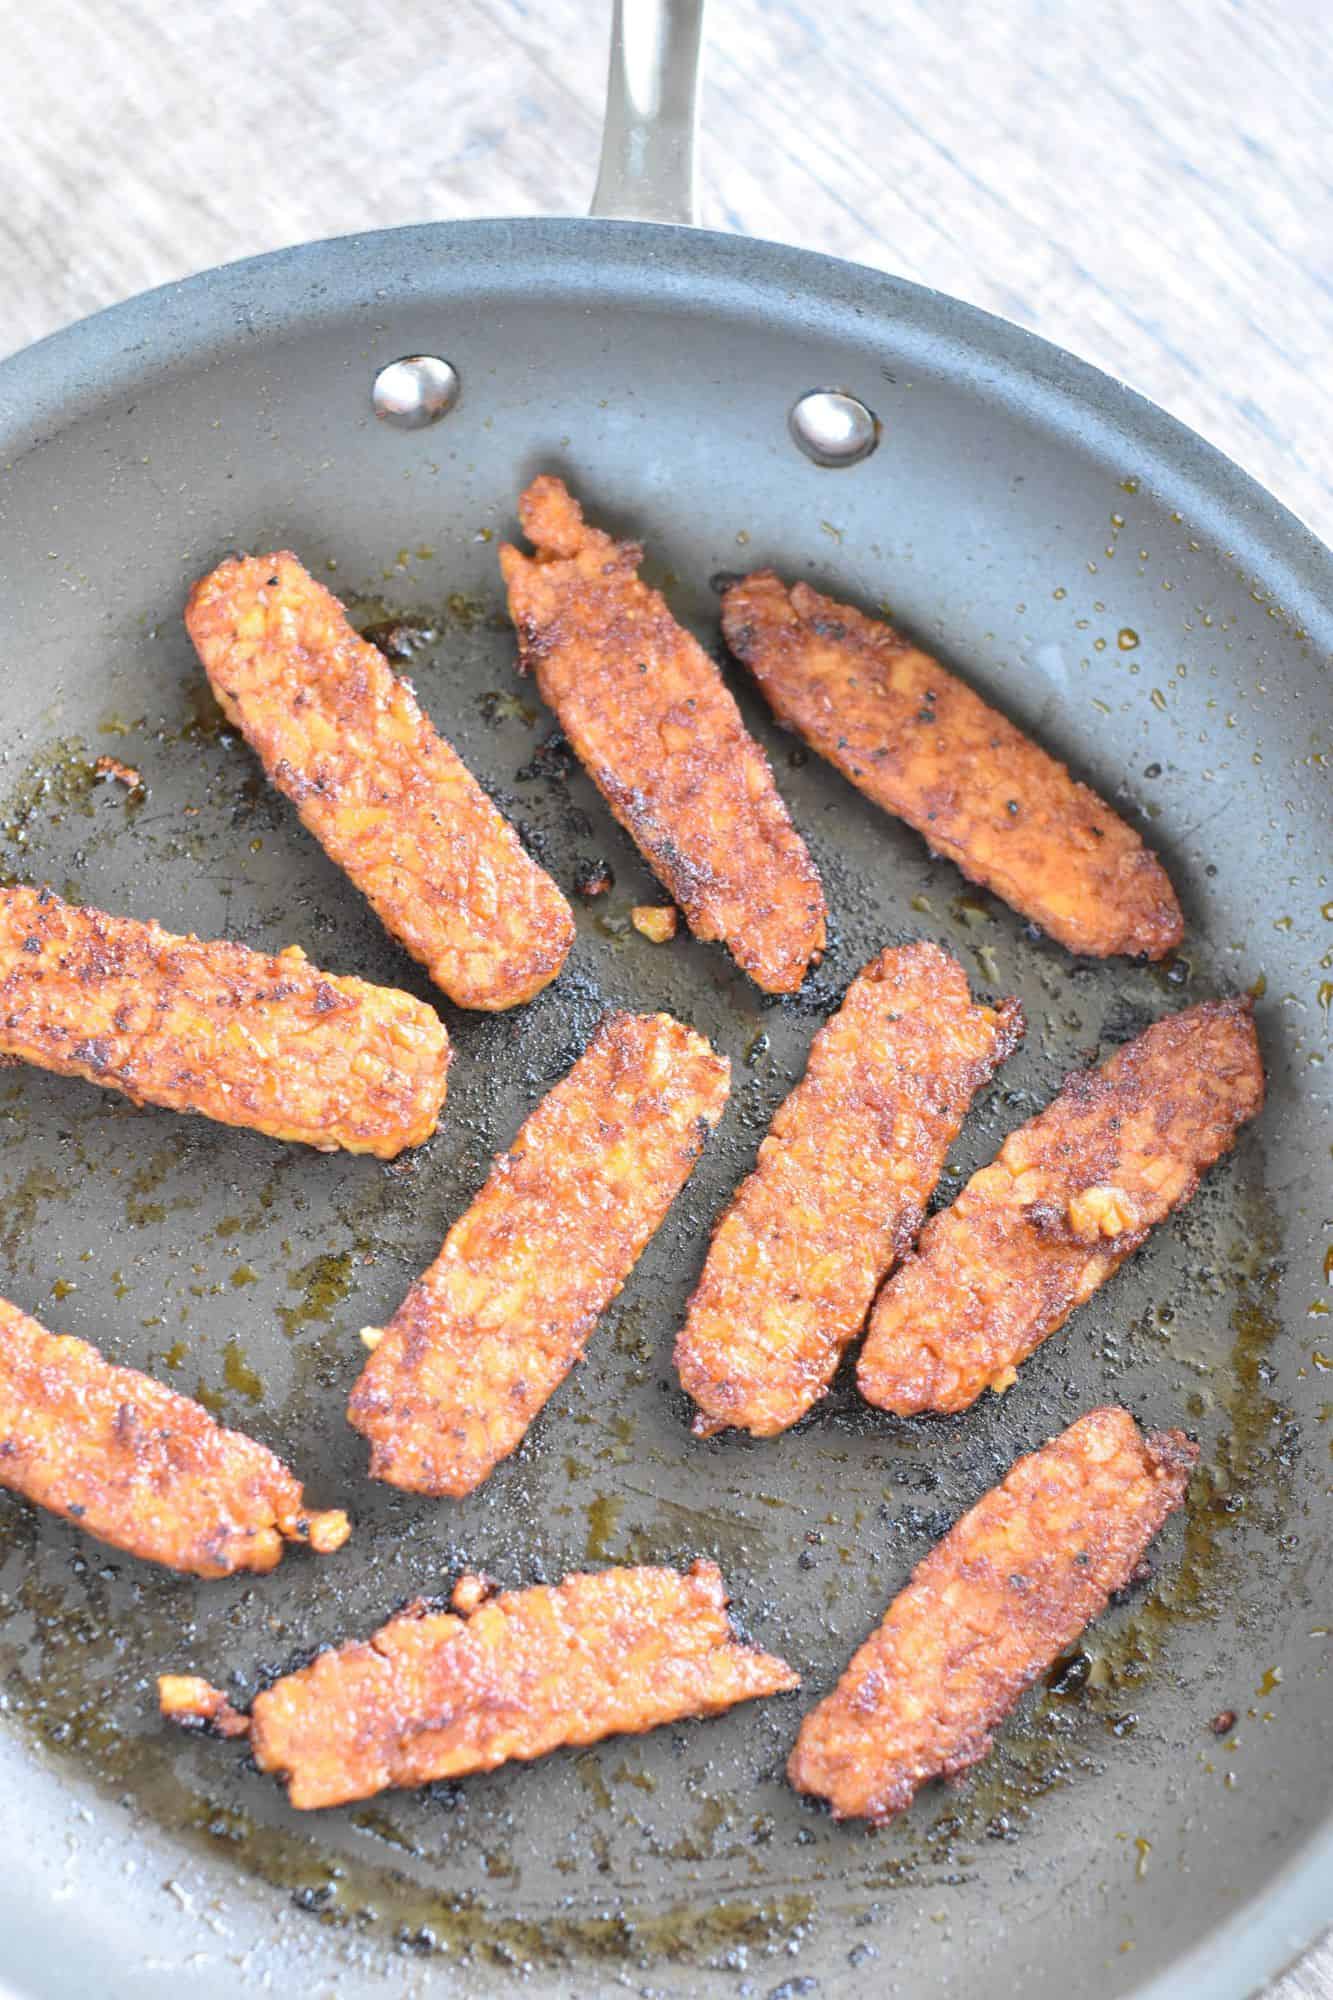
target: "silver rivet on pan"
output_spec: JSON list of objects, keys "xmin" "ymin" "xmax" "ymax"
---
[
  {"xmin": 371, "ymin": 356, "xmax": 461, "ymax": 430},
  {"xmin": 789, "ymin": 389, "xmax": 880, "ymax": 467}
]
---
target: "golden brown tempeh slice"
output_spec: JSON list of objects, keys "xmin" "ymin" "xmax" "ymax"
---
[
  {"xmin": 159, "ymin": 1560, "xmax": 798, "ymax": 1808},
  {"xmin": 0, "ymin": 884, "xmax": 450, "ymax": 1157},
  {"xmin": 788, "ymin": 1406, "xmax": 1196, "ymax": 1823},
  {"xmin": 348, "ymin": 1011, "xmax": 730, "ymax": 1495},
  {"xmin": 500, "ymin": 477, "xmax": 826, "ymax": 994},
  {"xmin": 675, "ymin": 941, "xmax": 1023, "ymax": 1438},
  {"xmin": 857, "ymin": 997, "xmax": 1263, "ymax": 1415},
  {"xmin": 185, "ymin": 551, "xmax": 575, "ymax": 1011},
  {"xmin": 722, "ymin": 572, "xmax": 1184, "ymax": 961},
  {"xmin": 0, "ymin": 1295, "xmax": 348, "ymax": 1577}
]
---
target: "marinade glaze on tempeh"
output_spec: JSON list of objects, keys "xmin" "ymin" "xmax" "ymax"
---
[
  {"xmin": 0, "ymin": 1296, "xmax": 348, "ymax": 1577},
  {"xmin": 722, "ymin": 571, "xmax": 1184, "ymax": 960},
  {"xmin": 186, "ymin": 551, "xmax": 575, "ymax": 1010},
  {"xmin": 858, "ymin": 997, "xmax": 1263, "ymax": 1415},
  {"xmin": 500, "ymin": 476, "xmax": 826, "ymax": 993},
  {"xmin": 0, "ymin": 885, "xmax": 450, "ymax": 1157},
  {"xmin": 348, "ymin": 1012, "xmax": 730, "ymax": 1495},
  {"xmin": 159, "ymin": 1561, "xmax": 797, "ymax": 1807},
  {"xmin": 675, "ymin": 941, "xmax": 1023, "ymax": 1437},
  {"xmin": 788, "ymin": 1407, "xmax": 1196, "ymax": 1822}
]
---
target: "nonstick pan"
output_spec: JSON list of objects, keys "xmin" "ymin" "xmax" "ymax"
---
[{"xmin": 0, "ymin": 5, "xmax": 1329, "ymax": 1997}]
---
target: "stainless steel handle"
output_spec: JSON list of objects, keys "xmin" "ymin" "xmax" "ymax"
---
[{"xmin": 589, "ymin": 0, "xmax": 704, "ymax": 225}]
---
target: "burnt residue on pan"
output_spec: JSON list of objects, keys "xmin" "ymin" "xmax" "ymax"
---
[{"xmin": 0, "ymin": 559, "xmax": 1318, "ymax": 1991}]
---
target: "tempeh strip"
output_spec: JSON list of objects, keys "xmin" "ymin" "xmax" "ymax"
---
[
  {"xmin": 186, "ymin": 551, "xmax": 575, "ymax": 1011},
  {"xmin": 0, "ymin": 884, "xmax": 450, "ymax": 1158},
  {"xmin": 675, "ymin": 941, "xmax": 1023, "ymax": 1437},
  {"xmin": 0, "ymin": 1295, "xmax": 349, "ymax": 1577},
  {"xmin": 788, "ymin": 1406, "xmax": 1196, "ymax": 1823},
  {"xmin": 348, "ymin": 1011, "xmax": 730, "ymax": 1495},
  {"xmin": 858, "ymin": 997, "xmax": 1263, "ymax": 1415},
  {"xmin": 722, "ymin": 572, "xmax": 1183, "ymax": 960},
  {"xmin": 500, "ymin": 477, "xmax": 826, "ymax": 994},
  {"xmin": 159, "ymin": 1560, "xmax": 798, "ymax": 1808}
]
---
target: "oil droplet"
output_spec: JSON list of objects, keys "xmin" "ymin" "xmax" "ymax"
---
[
  {"xmin": 1272, "ymin": 916, "xmax": 1293, "ymax": 933},
  {"xmin": 1134, "ymin": 1836, "xmax": 1152, "ymax": 1879},
  {"xmin": 910, "ymin": 894, "xmax": 933, "ymax": 914},
  {"xmin": 1312, "ymin": 1351, "xmax": 1332, "ymax": 1373},
  {"xmin": 1111, "ymin": 513, "xmax": 1126, "ymax": 530},
  {"xmin": 50, "ymin": 1278, "xmax": 77, "ymax": 1301},
  {"xmin": 1317, "ymin": 982, "xmax": 1333, "ymax": 1016},
  {"xmin": 1150, "ymin": 689, "xmax": 1166, "ymax": 711},
  {"xmin": 277, "ymin": 1251, "xmax": 354, "ymax": 1337},
  {"xmin": 585, "ymin": 1494, "xmax": 623, "ymax": 1561},
  {"xmin": 1121, "ymin": 476, "xmax": 1141, "ymax": 494},
  {"xmin": 1248, "ymin": 972, "xmax": 1267, "ymax": 998},
  {"xmin": 1118, "ymin": 629, "xmax": 1140, "ymax": 651},
  {"xmin": 1323, "ymin": 1245, "xmax": 1333, "ymax": 1283},
  {"xmin": 1321, "ymin": 901, "xmax": 1333, "ymax": 921},
  {"xmin": 222, "ymin": 1339, "xmax": 263, "ymax": 1401},
  {"xmin": 1094, "ymin": 637, "xmax": 1108, "ymax": 652},
  {"xmin": 1052, "ymin": 586, "xmax": 1067, "ymax": 600},
  {"xmin": 1257, "ymin": 1665, "xmax": 1283, "ymax": 1694}
]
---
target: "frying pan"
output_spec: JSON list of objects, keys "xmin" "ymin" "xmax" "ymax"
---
[{"xmin": 0, "ymin": 3, "xmax": 1329, "ymax": 1996}]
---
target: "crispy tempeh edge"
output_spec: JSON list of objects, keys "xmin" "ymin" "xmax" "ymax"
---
[
  {"xmin": 675, "ymin": 940, "xmax": 1024, "ymax": 1437},
  {"xmin": 722, "ymin": 571, "xmax": 1184, "ymax": 961},
  {"xmin": 0, "ymin": 1294, "xmax": 349, "ymax": 1577},
  {"xmin": 185, "ymin": 550, "xmax": 575, "ymax": 1010},
  {"xmin": 787, "ymin": 1407, "xmax": 1196, "ymax": 1823}
]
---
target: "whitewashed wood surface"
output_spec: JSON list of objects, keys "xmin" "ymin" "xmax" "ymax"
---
[{"xmin": 0, "ymin": 0, "xmax": 1329, "ymax": 1992}]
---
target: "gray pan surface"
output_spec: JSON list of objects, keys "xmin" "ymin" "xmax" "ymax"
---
[{"xmin": 0, "ymin": 213, "xmax": 1329, "ymax": 2000}]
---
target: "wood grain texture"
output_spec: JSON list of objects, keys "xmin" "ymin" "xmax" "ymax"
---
[{"xmin": 0, "ymin": 0, "xmax": 1328, "ymax": 1987}]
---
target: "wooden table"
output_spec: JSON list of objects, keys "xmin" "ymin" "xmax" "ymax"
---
[{"xmin": 0, "ymin": 0, "xmax": 1328, "ymax": 1992}]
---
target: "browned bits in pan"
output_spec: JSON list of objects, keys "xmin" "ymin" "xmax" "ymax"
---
[
  {"xmin": 499, "ymin": 477, "xmax": 827, "ymax": 993},
  {"xmin": 185, "ymin": 551, "xmax": 575, "ymax": 1011},
  {"xmin": 722, "ymin": 572, "xmax": 1184, "ymax": 961},
  {"xmin": 0, "ymin": 884, "xmax": 451, "ymax": 1158},
  {"xmin": 348, "ymin": 1011, "xmax": 730, "ymax": 1496},
  {"xmin": 158, "ymin": 1559, "xmax": 798, "ymax": 1809},
  {"xmin": 858, "ymin": 997, "xmax": 1263, "ymax": 1415},
  {"xmin": 788, "ymin": 1406, "xmax": 1196, "ymax": 1823},
  {"xmin": 675, "ymin": 941, "xmax": 1024, "ymax": 1438},
  {"xmin": 0, "ymin": 1295, "xmax": 349, "ymax": 1578}
]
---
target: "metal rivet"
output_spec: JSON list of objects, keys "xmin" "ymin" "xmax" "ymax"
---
[
  {"xmin": 371, "ymin": 356, "xmax": 460, "ymax": 430},
  {"xmin": 789, "ymin": 389, "xmax": 880, "ymax": 467}
]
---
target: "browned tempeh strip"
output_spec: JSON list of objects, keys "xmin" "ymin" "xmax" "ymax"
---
[
  {"xmin": 348, "ymin": 1012, "xmax": 730, "ymax": 1495},
  {"xmin": 0, "ymin": 884, "xmax": 450, "ymax": 1157},
  {"xmin": 788, "ymin": 1406, "xmax": 1196, "ymax": 1823},
  {"xmin": 675, "ymin": 941, "xmax": 1023, "ymax": 1438},
  {"xmin": 185, "ymin": 551, "xmax": 575, "ymax": 1010},
  {"xmin": 722, "ymin": 572, "xmax": 1184, "ymax": 960},
  {"xmin": 0, "ymin": 1295, "xmax": 349, "ymax": 1577},
  {"xmin": 159, "ymin": 1560, "xmax": 798, "ymax": 1808},
  {"xmin": 857, "ymin": 997, "xmax": 1263, "ymax": 1415},
  {"xmin": 500, "ymin": 477, "xmax": 826, "ymax": 994}
]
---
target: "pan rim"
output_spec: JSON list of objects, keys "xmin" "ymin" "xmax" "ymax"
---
[
  {"xmin": 1, "ymin": 217, "xmax": 1329, "ymax": 588},
  {"xmin": 0, "ymin": 212, "xmax": 1328, "ymax": 2000}
]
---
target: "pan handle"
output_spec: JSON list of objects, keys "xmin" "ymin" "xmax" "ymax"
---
[{"xmin": 589, "ymin": 0, "xmax": 704, "ymax": 226}]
